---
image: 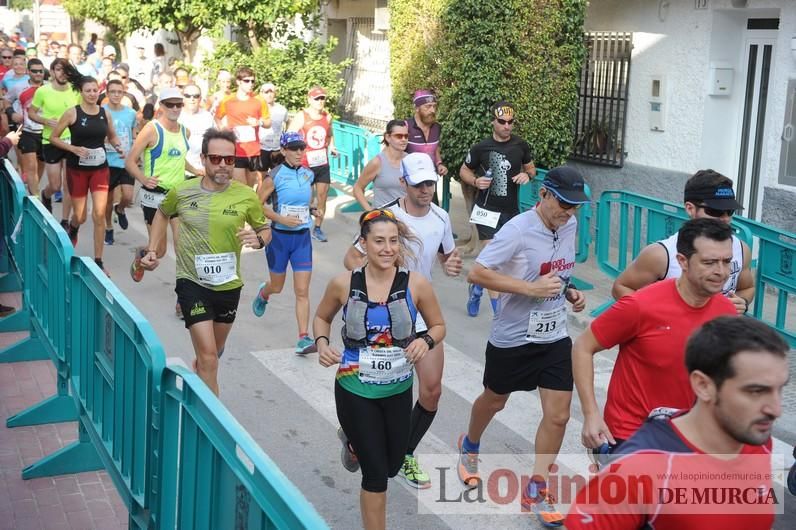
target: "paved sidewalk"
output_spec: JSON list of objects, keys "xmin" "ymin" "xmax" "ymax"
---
[{"xmin": 0, "ymin": 293, "xmax": 128, "ymax": 530}]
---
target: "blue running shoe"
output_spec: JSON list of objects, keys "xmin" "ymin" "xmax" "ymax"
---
[
  {"xmin": 104, "ymin": 229, "xmax": 114, "ymax": 245},
  {"xmin": 467, "ymin": 284, "xmax": 482, "ymax": 317},
  {"xmin": 312, "ymin": 226, "xmax": 328, "ymax": 242},
  {"xmin": 296, "ymin": 336, "xmax": 317, "ymax": 355},
  {"xmin": 252, "ymin": 282, "xmax": 269, "ymax": 317}
]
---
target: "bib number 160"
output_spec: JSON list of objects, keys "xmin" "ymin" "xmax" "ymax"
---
[{"xmin": 371, "ymin": 360, "xmax": 392, "ymax": 371}]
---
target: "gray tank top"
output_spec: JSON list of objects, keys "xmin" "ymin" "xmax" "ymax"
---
[{"xmin": 373, "ymin": 152, "xmax": 405, "ymax": 208}]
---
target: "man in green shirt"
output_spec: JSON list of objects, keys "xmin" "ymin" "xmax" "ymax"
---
[{"xmin": 140, "ymin": 128, "xmax": 271, "ymax": 394}]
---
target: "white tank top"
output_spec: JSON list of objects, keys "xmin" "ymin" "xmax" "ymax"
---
[{"xmin": 658, "ymin": 233, "xmax": 743, "ymax": 295}]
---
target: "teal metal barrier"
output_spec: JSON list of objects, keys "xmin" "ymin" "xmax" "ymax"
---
[
  {"xmin": 330, "ymin": 121, "xmax": 381, "ymax": 213},
  {"xmin": 4, "ymin": 197, "xmax": 77, "ymax": 428},
  {"xmin": 156, "ymin": 366, "xmax": 329, "ymax": 529},
  {"xmin": 0, "ymin": 160, "xmax": 25, "ymax": 295}
]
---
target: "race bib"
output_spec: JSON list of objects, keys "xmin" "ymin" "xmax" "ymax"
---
[
  {"xmin": 234, "ymin": 125, "xmax": 256, "ymax": 143},
  {"xmin": 79, "ymin": 147, "xmax": 106, "ymax": 166},
  {"xmin": 279, "ymin": 204, "xmax": 310, "ymax": 224},
  {"xmin": 139, "ymin": 189, "xmax": 166, "ymax": 209},
  {"xmin": 106, "ymin": 131, "xmax": 130, "ymax": 153},
  {"xmin": 526, "ymin": 305, "xmax": 568, "ymax": 343},
  {"xmin": 469, "ymin": 204, "xmax": 500, "ymax": 228},
  {"xmin": 195, "ymin": 252, "xmax": 238, "ymax": 286},
  {"xmin": 306, "ymin": 149, "xmax": 328, "ymax": 167},
  {"xmin": 358, "ymin": 346, "xmax": 413, "ymax": 385}
]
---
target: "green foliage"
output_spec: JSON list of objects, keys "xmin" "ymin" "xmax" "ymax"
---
[
  {"xmin": 8, "ymin": 0, "xmax": 33, "ymax": 11},
  {"xmin": 201, "ymin": 38, "xmax": 350, "ymax": 113},
  {"xmin": 390, "ymin": 0, "xmax": 587, "ymax": 169}
]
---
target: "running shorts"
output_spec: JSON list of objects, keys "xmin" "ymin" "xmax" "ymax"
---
[
  {"xmin": 265, "ymin": 227, "xmax": 313, "ymax": 274},
  {"xmin": 260, "ymin": 149, "xmax": 282, "ymax": 171},
  {"xmin": 235, "ymin": 154, "xmax": 263, "ymax": 171},
  {"xmin": 475, "ymin": 209, "xmax": 518, "ymax": 241},
  {"xmin": 482, "ymin": 337, "xmax": 573, "ymax": 394},
  {"xmin": 42, "ymin": 143, "xmax": 68, "ymax": 164},
  {"xmin": 66, "ymin": 167, "xmax": 109, "ymax": 198},
  {"xmin": 19, "ymin": 131, "xmax": 42, "ymax": 158},
  {"xmin": 309, "ymin": 164, "xmax": 330, "ymax": 184},
  {"xmin": 108, "ymin": 167, "xmax": 134, "ymax": 189},
  {"xmin": 175, "ymin": 278, "xmax": 242, "ymax": 329}
]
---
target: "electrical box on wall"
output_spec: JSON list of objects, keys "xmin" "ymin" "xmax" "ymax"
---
[
  {"xmin": 708, "ymin": 67, "xmax": 734, "ymax": 96},
  {"xmin": 650, "ymin": 75, "xmax": 666, "ymax": 131}
]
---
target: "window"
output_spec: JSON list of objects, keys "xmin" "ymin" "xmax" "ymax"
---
[{"xmin": 571, "ymin": 32, "xmax": 632, "ymax": 167}]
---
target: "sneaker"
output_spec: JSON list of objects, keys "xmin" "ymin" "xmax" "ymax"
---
[
  {"xmin": 337, "ymin": 427, "xmax": 359, "ymax": 473},
  {"xmin": 115, "ymin": 204, "xmax": 129, "ymax": 230},
  {"xmin": 521, "ymin": 484, "xmax": 565, "ymax": 527},
  {"xmin": 104, "ymin": 229, "xmax": 114, "ymax": 245},
  {"xmin": 130, "ymin": 247, "xmax": 146, "ymax": 283},
  {"xmin": 311, "ymin": 226, "xmax": 328, "ymax": 242},
  {"xmin": 41, "ymin": 191, "xmax": 52, "ymax": 212},
  {"xmin": 252, "ymin": 282, "xmax": 269, "ymax": 317},
  {"xmin": 175, "ymin": 302, "xmax": 183, "ymax": 320},
  {"xmin": 94, "ymin": 258, "xmax": 110, "ymax": 278},
  {"xmin": 466, "ymin": 284, "xmax": 482, "ymax": 317},
  {"xmin": 456, "ymin": 434, "xmax": 480, "ymax": 488},
  {"xmin": 59, "ymin": 219, "xmax": 69, "ymax": 231},
  {"xmin": 53, "ymin": 190, "xmax": 63, "ymax": 202},
  {"xmin": 296, "ymin": 336, "xmax": 317, "ymax": 355},
  {"xmin": 67, "ymin": 224, "xmax": 79, "ymax": 247},
  {"xmin": 399, "ymin": 455, "xmax": 431, "ymax": 489}
]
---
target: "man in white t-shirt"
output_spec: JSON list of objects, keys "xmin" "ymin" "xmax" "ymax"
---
[
  {"xmin": 259, "ymin": 82, "xmax": 289, "ymax": 172},
  {"xmin": 343, "ymin": 152, "xmax": 462, "ymax": 489},
  {"xmin": 178, "ymin": 84, "xmax": 214, "ymax": 176}
]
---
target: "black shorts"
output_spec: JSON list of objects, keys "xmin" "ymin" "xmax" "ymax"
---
[
  {"xmin": 175, "ymin": 278, "xmax": 242, "ymax": 329},
  {"xmin": 476, "ymin": 209, "xmax": 518, "ymax": 241},
  {"xmin": 260, "ymin": 149, "xmax": 282, "ymax": 171},
  {"xmin": 310, "ymin": 164, "xmax": 330, "ymax": 184},
  {"xmin": 483, "ymin": 337, "xmax": 573, "ymax": 394},
  {"xmin": 108, "ymin": 167, "xmax": 134, "ymax": 189},
  {"xmin": 235, "ymin": 155, "xmax": 263, "ymax": 171},
  {"xmin": 42, "ymin": 143, "xmax": 67, "ymax": 164},
  {"xmin": 19, "ymin": 131, "xmax": 42, "ymax": 158},
  {"xmin": 142, "ymin": 186, "xmax": 177, "ymax": 225}
]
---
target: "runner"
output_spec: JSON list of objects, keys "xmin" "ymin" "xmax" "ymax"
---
[
  {"xmin": 314, "ymin": 208, "xmax": 445, "ymax": 530},
  {"xmin": 258, "ymin": 82, "xmax": 288, "ymax": 172},
  {"xmin": 456, "ymin": 166, "xmax": 588, "ymax": 527},
  {"xmin": 566, "ymin": 316, "xmax": 788, "ymax": 529},
  {"xmin": 205, "ymin": 69, "xmax": 231, "ymax": 115},
  {"xmin": 251, "ymin": 131, "xmax": 318, "ymax": 355},
  {"xmin": 573, "ymin": 218, "xmax": 738, "ymax": 458},
  {"xmin": 352, "ymin": 119, "xmax": 408, "ymax": 210},
  {"xmin": 214, "ymin": 66, "xmax": 270, "ymax": 187},
  {"xmin": 612, "ymin": 169, "xmax": 755, "ymax": 313},
  {"xmin": 49, "ymin": 75, "xmax": 124, "ymax": 275},
  {"xmin": 14, "ymin": 58, "xmax": 45, "ymax": 195},
  {"xmin": 140, "ymin": 128, "xmax": 272, "ymax": 395},
  {"xmin": 405, "ymin": 90, "xmax": 448, "ymax": 204},
  {"xmin": 2, "ymin": 54, "xmax": 30, "ymax": 106},
  {"xmin": 288, "ymin": 86, "xmax": 337, "ymax": 242},
  {"xmin": 344, "ymin": 152, "xmax": 462, "ymax": 489},
  {"xmin": 29, "ymin": 58, "xmax": 80, "ymax": 228},
  {"xmin": 459, "ymin": 101, "xmax": 536, "ymax": 316},
  {"xmin": 0, "ymin": 48, "xmax": 12, "ymax": 78},
  {"xmin": 126, "ymin": 87, "xmax": 203, "ymax": 297},
  {"xmin": 178, "ymin": 83, "xmax": 214, "ymax": 177},
  {"xmin": 102, "ymin": 78, "xmax": 138, "ymax": 245}
]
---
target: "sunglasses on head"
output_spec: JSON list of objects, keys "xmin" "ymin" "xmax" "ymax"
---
[
  {"xmin": 698, "ymin": 204, "xmax": 735, "ymax": 218},
  {"xmin": 205, "ymin": 154, "xmax": 235, "ymax": 166},
  {"xmin": 361, "ymin": 208, "xmax": 397, "ymax": 224},
  {"xmin": 313, "ymin": 95, "xmax": 327, "ymax": 101},
  {"xmin": 496, "ymin": 118, "xmax": 515, "ymax": 125},
  {"xmin": 161, "ymin": 101, "xmax": 183, "ymax": 109}
]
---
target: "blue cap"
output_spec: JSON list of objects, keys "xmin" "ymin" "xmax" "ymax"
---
[{"xmin": 280, "ymin": 131, "xmax": 306, "ymax": 149}]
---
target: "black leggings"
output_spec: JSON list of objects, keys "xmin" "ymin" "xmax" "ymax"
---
[{"xmin": 335, "ymin": 381, "xmax": 412, "ymax": 493}]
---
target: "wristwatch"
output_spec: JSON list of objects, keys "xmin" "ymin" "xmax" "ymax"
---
[
  {"xmin": 421, "ymin": 334, "xmax": 435, "ymax": 349},
  {"xmin": 256, "ymin": 235, "xmax": 265, "ymax": 249}
]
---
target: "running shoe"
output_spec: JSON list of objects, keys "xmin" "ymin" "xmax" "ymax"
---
[
  {"xmin": 53, "ymin": 190, "xmax": 62, "ymax": 202},
  {"xmin": 59, "ymin": 219, "xmax": 69, "ymax": 231},
  {"xmin": 399, "ymin": 455, "xmax": 431, "ymax": 489},
  {"xmin": 521, "ymin": 483, "xmax": 565, "ymax": 527},
  {"xmin": 252, "ymin": 282, "xmax": 269, "ymax": 317},
  {"xmin": 175, "ymin": 302, "xmax": 183, "ymax": 320},
  {"xmin": 41, "ymin": 191, "xmax": 52, "ymax": 213},
  {"xmin": 68, "ymin": 224, "xmax": 78, "ymax": 247},
  {"xmin": 466, "ymin": 284, "xmax": 482, "ymax": 317},
  {"xmin": 337, "ymin": 427, "xmax": 359, "ymax": 473},
  {"xmin": 94, "ymin": 258, "xmax": 110, "ymax": 278},
  {"xmin": 456, "ymin": 434, "xmax": 480, "ymax": 488},
  {"xmin": 296, "ymin": 336, "xmax": 317, "ymax": 355},
  {"xmin": 115, "ymin": 204, "xmax": 129, "ymax": 230},
  {"xmin": 130, "ymin": 247, "xmax": 146, "ymax": 283},
  {"xmin": 105, "ymin": 229, "xmax": 114, "ymax": 245},
  {"xmin": 311, "ymin": 226, "xmax": 328, "ymax": 242}
]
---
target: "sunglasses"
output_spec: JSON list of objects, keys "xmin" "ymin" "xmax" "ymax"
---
[
  {"xmin": 361, "ymin": 208, "xmax": 397, "ymax": 224},
  {"xmin": 205, "ymin": 154, "xmax": 235, "ymax": 165},
  {"xmin": 161, "ymin": 101, "xmax": 183, "ymax": 109},
  {"xmin": 545, "ymin": 190, "xmax": 580, "ymax": 210},
  {"xmin": 390, "ymin": 133, "xmax": 409, "ymax": 140},
  {"xmin": 698, "ymin": 204, "xmax": 735, "ymax": 218},
  {"xmin": 29, "ymin": 69, "xmax": 43, "ymax": 74},
  {"xmin": 239, "ymin": 78, "xmax": 255, "ymax": 84},
  {"xmin": 1, "ymin": 55, "xmax": 12, "ymax": 59},
  {"xmin": 496, "ymin": 118, "xmax": 515, "ymax": 125},
  {"xmin": 183, "ymin": 93, "xmax": 201, "ymax": 99},
  {"xmin": 313, "ymin": 95, "xmax": 327, "ymax": 101},
  {"xmin": 284, "ymin": 145, "xmax": 306, "ymax": 152}
]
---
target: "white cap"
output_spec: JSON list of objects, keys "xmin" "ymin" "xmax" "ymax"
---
[
  {"xmin": 158, "ymin": 87, "xmax": 184, "ymax": 103},
  {"xmin": 401, "ymin": 153, "xmax": 439, "ymax": 185},
  {"xmin": 102, "ymin": 44, "xmax": 116, "ymax": 57}
]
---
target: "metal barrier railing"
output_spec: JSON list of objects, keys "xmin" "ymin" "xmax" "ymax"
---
[
  {"xmin": 156, "ymin": 366, "xmax": 329, "ymax": 529},
  {"xmin": 330, "ymin": 120, "xmax": 381, "ymax": 188},
  {"xmin": 0, "ymin": 159, "xmax": 25, "ymax": 295}
]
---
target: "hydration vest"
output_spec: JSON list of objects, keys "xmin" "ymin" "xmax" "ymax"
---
[{"xmin": 342, "ymin": 267, "xmax": 416, "ymax": 350}]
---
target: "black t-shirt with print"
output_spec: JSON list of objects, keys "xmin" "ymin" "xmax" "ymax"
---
[{"xmin": 464, "ymin": 134, "xmax": 533, "ymax": 213}]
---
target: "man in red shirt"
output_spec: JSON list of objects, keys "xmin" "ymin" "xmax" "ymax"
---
[
  {"xmin": 566, "ymin": 316, "xmax": 788, "ymax": 529},
  {"xmin": 215, "ymin": 66, "xmax": 271, "ymax": 187},
  {"xmin": 573, "ymin": 218, "xmax": 737, "ymax": 453}
]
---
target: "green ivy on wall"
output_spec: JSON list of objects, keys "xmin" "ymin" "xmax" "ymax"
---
[{"xmin": 389, "ymin": 0, "xmax": 587, "ymax": 170}]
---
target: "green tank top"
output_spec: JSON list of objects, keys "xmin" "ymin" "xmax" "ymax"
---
[{"xmin": 143, "ymin": 122, "xmax": 189, "ymax": 190}]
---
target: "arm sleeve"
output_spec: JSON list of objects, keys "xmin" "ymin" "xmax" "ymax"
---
[
  {"xmin": 158, "ymin": 187, "xmax": 179, "ymax": 217},
  {"xmin": 475, "ymin": 223, "xmax": 521, "ymax": 270},
  {"xmin": 590, "ymin": 296, "xmax": 641, "ymax": 350}
]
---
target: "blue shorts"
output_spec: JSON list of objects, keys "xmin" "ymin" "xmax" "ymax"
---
[{"xmin": 265, "ymin": 228, "xmax": 313, "ymax": 274}]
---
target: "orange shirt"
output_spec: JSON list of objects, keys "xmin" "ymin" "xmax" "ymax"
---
[{"xmin": 215, "ymin": 94, "xmax": 270, "ymax": 157}]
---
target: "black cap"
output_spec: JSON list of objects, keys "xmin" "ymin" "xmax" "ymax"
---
[
  {"xmin": 683, "ymin": 184, "xmax": 743, "ymax": 211},
  {"xmin": 542, "ymin": 166, "xmax": 589, "ymax": 204}
]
